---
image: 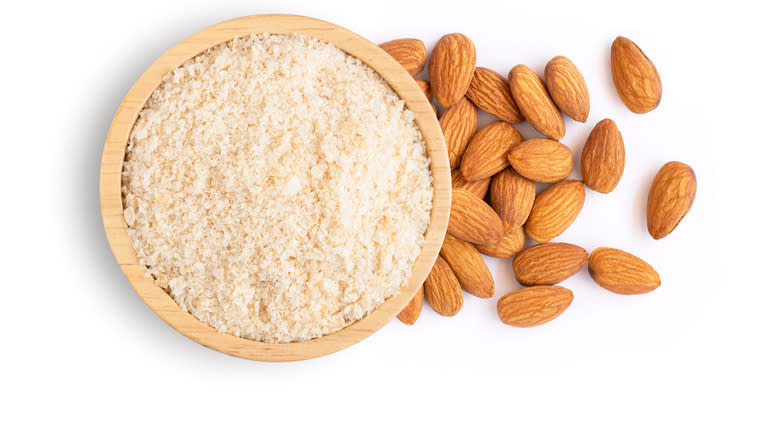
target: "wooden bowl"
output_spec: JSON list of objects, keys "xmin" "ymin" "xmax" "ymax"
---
[{"xmin": 100, "ymin": 14, "xmax": 450, "ymax": 361}]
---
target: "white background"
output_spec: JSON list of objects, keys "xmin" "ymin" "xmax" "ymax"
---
[{"xmin": 1, "ymin": 0, "xmax": 778, "ymax": 436}]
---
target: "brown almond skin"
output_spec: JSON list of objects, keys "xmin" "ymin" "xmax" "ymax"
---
[
  {"xmin": 508, "ymin": 138, "xmax": 573, "ymax": 183},
  {"xmin": 497, "ymin": 286, "xmax": 573, "ymax": 327},
  {"xmin": 512, "ymin": 243, "xmax": 588, "ymax": 286},
  {"xmin": 439, "ymin": 98, "xmax": 478, "ymax": 169},
  {"xmin": 424, "ymin": 256, "xmax": 463, "ymax": 316},
  {"xmin": 397, "ymin": 286, "xmax": 424, "ymax": 325},
  {"xmin": 460, "ymin": 121, "xmax": 524, "ymax": 182},
  {"xmin": 508, "ymin": 64, "xmax": 565, "ymax": 140},
  {"xmin": 580, "ymin": 118, "xmax": 625, "ymax": 193},
  {"xmin": 490, "ymin": 168, "xmax": 535, "ymax": 230},
  {"xmin": 417, "ymin": 79, "xmax": 433, "ymax": 101},
  {"xmin": 429, "ymin": 33, "xmax": 476, "ymax": 108},
  {"xmin": 440, "ymin": 234, "xmax": 495, "ymax": 298},
  {"xmin": 465, "ymin": 67, "xmax": 524, "ymax": 124},
  {"xmin": 525, "ymin": 180, "xmax": 586, "ymax": 243},
  {"xmin": 475, "ymin": 226, "xmax": 526, "ymax": 258},
  {"xmin": 379, "ymin": 38, "xmax": 427, "ymax": 77},
  {"xmin": 544, "ymin": 56, "xmax": 590, "ymax": 122},
  {"xmin": 611, "ymin": 36, "xmax": 662, "ymax": 114},
  {"xmin": 588, "ymin": 247, "xmax": 661, "ymax": 294},
  {"xmin": 451, "ymin": 168, "xmax": 491, "ymax": 199},
  {"xmin": 647, "ymin": 161, "xmax": 697, "ymax": 239},
  {"xmin": 448, "ymin": 189, "xmax": 504, "ymax": 245}
]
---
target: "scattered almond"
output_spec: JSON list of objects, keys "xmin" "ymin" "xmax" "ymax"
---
[
  {"xmin": 508, "ymin": 64, "xmax": 565, "ymax": 140},
  {"xmin": 544, "ymin": 56, "xmax": 589, "ymax": 122},
  {"xmin": 580, "ymin": 118, "xmax": 625, "ymax": 193},
  {"xmin": 490, "ymin": 168, "xmax": 535, "ymax": 230},
  {"xmin": 465, "ymin": 67, "xmax": 524, "ymax": 124},
  {"xmin": 611, "ymin": 36, "xmax": 662, "ymax": 114},
  {"xmin": 588, "ymin": 247, "xmax": 661, "ymax": 294},
  {"xmin": 475, "ymin": 225, "xmax": 526, "ymax": 258},
  {"xmin": 460, "ymin": 121, "xmax": 524, "ymax": 182},
  {"xmin": 439, "ymin": 98, "xmax": 479, "ymax": 168},
  {"xmin": 379, "ymin": 38, "xmax": 427, "ymax": 77},
  {"xmin": 497, "ymin": 286, "xmax": 574, "ymax": 327},
  {"xmin": 448, "ymin": 189, "xmax": 505, "ymax": 245},
  {"xmin": 451, "ymin": 168, "xmax": 491, "ymax": 199},
  {"xmin": 508, "ymin": 138, "xmax": 573, "ymax": 183},
  {"xmin": 397, "ymin": 286, "xmax": 424, "ymax": 325},
  {"xmin": 417, "ymin": 79, "xmax": 433, "ymax": 101},
  {"xmin": 440, "ymin": 234, "xmax": 495, "ymax": 298},
  {"xmin": 424, "ymin": 256, "xmax": 464, "ymax": 316},
  {"xmin": 512, "ymin": 243, "xmax": 588, "ymax": 286},
  {"xmin": 647, "ymin": 161, "xmax": 697, "ymax": 239},
  {"xmin": 429, "ymin": 33, "xmax": 477, "ymax": 107},
  {"xmin": 524, "ymin": 180, "xmax": 586, "ymax": 243}
]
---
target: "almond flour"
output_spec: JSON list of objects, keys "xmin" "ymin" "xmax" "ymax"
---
[{"xmin": 122, "ymin": 34, "xmax": 433, "ymax": 343}]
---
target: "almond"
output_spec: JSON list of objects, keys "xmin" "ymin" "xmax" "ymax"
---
[
  {"xmin": 611, "ymin": 36, "xmax": 662, "ymax": 114},
  {"xmin": 497, "ymin": 286, "xmax": 573, "ymax": 327},
  {"xmin": 508, "ymin": 64, "xmax": 565, "ymax": 140},
  {"xmin": 465, "ymin": 67, "xmax": 524, "ymax": 124},
  {"xmin": 397, "ymin": 286, "xmax": 424, "ymax": 325},
  {"xmin": 451, "ymin": 168, "xmax": 491, "ymax": 199},
  {"xmin": 460, "ymin": 121, "xmax": 524, "ymax": 182},
  {"xmin": 448, "ymin": 189, "xmax": 504, "ymax": 245},
  {"xmin": 417, "ymin": 79, "xmax": 433, "ymax": 101},
  {"xmin": 508, "ymin": 138, "xmax": 573, "ymax": 183},
  {"xmin": 580, "ymin": 118, "xmax": 625, "ymax": 193},
  {"xmin": 512, "ymin": 243, "xmax": 588, "ymax": 286},
  {"xmin": 544, "ymin": 56, "xmax": 590, "ymax": 122},
  {"xmin": 424, "ymin": 256, "xmax": 463, "ymax": 316},
  {"xmin": 647, "ymin": 161, "xmax": 697, "ymax": 239},
  {"xmin": 379, "ymin": 38, "xmax": 427, "ymax": 77},
  {"xmin": 439, "ymin": 98, "xmax": 478, "ymax": 168},
  {"xmin": 475, "ymin": 225, "xmax": 526, "ymax": 258},
  {"xmin": 588, "ymin": 247, "xmax": 661, "ymax": 294},
  {"xmin": 429, "ymin": 33, "xmax": 476, "ymax": 108},
  {"xmin": 440, "ymin": 234, "xmax": 495, "ymax": 298},
  {"xmin": 524, "ymin": 180, "xmax": 586, "ymax": 243},
  {"xmin": 490, "ymin": 168, "xmax": 535, "ymax": 230}
]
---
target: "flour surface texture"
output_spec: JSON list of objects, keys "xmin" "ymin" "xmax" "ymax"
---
[{"xmin": 122, "ymin": 34, "xmax": 433, "ymax": 343}]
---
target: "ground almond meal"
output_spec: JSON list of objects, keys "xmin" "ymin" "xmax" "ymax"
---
[{"xmin": 122, "ymin": 34, "xmax": 433, "ymax": 343}]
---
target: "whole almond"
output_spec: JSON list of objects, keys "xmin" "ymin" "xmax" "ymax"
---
[
  {"xmin": 490, "ymin": 168, "xmax": 535, "ymax": 230},
  {"xmin": 417, "ymin": 79, "xmax": 433, "ymax": 101},
  {"xmin": 508, "ymin": 64, "xmax": 565, "ymax": 140},
  {"xmin": 397, "ymin": 286, "xmax": 424, "ymax": 325},
  {"xmin": 508, "ymin": 138, "xmax": 573, "ymax": 183},
  {"xmin": 580, "ymin": 118, "xmax": 625, "ymax": 193},
  {"xmin": 497, "ymin": 286, "xmax": 574, "ymax": 327},
  {"xmin": 544, "ymin": 56, "xmax": 590, "ymax": 122},
  {"xmin": 525, "ymin": 180, "xmax": 586, "ymax": 243},
  {"xmin": 512, "ymin": 243, "xmax": 588, "ymax": 286},
  {"xmin": 465, "ymin": 67, "xmax": 524, "ymax": 124},
  {"xmin": 448, "ymin": 189, "xmax": 505, "ymax": 245},
  {"xmin": 379, "ymin": 38, "xmax": 427, "ymax": 77},
  {"xmin": 440, "ymin": 234, "xmax": 495, "ymax": 298},
  {"xmin": 424, "ymin": 256, "xmax": 463, "ymax": 316},
  {"xmin": 475, "ymin": 225, "xmax": 526, "ymax": 258},
  {"xmin": 439, "ymin": 98, "xmax": 478, "ymax": 168},
  {"xmin": 451, "ymin": 168, "xmax": 491, "ymax": 199},
  {"xmin": 647, "ymin": 161, "xmax": 697, "ymax": 239},
  {"xmin": 460, "ymin": 121, "xmax": 524, "ymax": 182},
  {"xmin": 429, "ymin": 33, "xmax": 476, "ymax": 108},
  {"xmin": 611, "ymin": 36, "xmax": 662, "ymax": 114},
  {"xmin": 588, "ymin": 247, "xmax": 661, "ymax": 294}
]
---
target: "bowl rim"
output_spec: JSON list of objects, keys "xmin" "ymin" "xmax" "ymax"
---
[{"xmin": 99, "ymin": 14, "xmax": 450, "ymax": 361}]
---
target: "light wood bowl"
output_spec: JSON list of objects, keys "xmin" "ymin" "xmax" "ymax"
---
[{"xmin": 100, "ymin": 14, "xmax": 450, "ymax": 361}]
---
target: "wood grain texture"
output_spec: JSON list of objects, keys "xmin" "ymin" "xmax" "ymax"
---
[{"xmin": 100, "ymin": 14, "xmax": 450, "ymax": 362}]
